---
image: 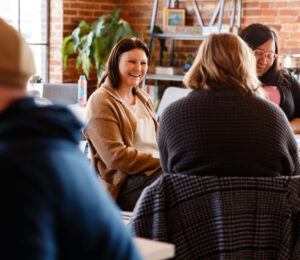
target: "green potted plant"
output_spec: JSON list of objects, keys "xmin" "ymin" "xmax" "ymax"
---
[{"xmin": 62, "ymin": 8, "xmax": 136, "ymax": 79}]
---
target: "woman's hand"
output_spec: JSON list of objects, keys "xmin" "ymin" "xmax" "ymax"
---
[{"xmin": 290, "ymin": 118, "xmax": 300, "ymax": 134}]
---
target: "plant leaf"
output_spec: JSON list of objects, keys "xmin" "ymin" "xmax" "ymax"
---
[
  {"xmin": 112, "ymin": 8, "xmax": 121, "ymax": 20},
  {"xmin": 62, "ymin": 8, "xmax": 137, "ymax": 78},
  {"xmin": 62, "ymin": 35, "xmax": 75, "ymax": 67}
]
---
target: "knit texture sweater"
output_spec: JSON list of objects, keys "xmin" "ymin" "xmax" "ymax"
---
[
  {"xmin": 84, "ymin": 78, "xmax": 161, "ymax": 200},
  {"xmin": 158, "ymin": 88, "xmax": 300, "ymax": 176}
]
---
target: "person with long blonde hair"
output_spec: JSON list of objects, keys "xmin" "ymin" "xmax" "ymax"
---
[{"xmin": 158, "ymin": 33, "xmax": 300, "ymax": 176}]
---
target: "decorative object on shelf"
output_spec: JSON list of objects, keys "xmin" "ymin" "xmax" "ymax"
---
[
  {"xmin": 164, "ymin": 25, "xmax": 202, "ymax": 34},
  {"xmin": 62, "ymin": 8, "xmax": 136, "ymax": 79},
  {"xmin": 202, "ymin": 25, "xmax": 230, "ymax": 35},
  {"xmin": 164, "ymin": 7, "xmax": 186, "ymax": 29},
  {"xmin": 146, "ymin": 25, "xmax": 167, "ymax": 66},
  {"xmin": 162, "ymin": 51, "xmax": 169, "ymax": 66},
  {"xmin": 183, "ymin": 54, "xmax": 193, "ymax": 73},
  {"xmin": 155, "ymin": 66, "xmax": 182, "ymax": 75}
]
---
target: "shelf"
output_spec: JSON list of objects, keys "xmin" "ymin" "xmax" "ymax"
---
[
  {"xmin": 151, "ymin": 33, "xmax": 205, "ymax": 41},
  {"xmin": 145, "ymin": 74, "xmax": 184, "ymax": 81}
]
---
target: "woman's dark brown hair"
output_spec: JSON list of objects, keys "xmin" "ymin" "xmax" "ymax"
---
[
  {"xmin": 240, "ymin": 23, "xmax": 289, "ymax": 86},
  {"xmin": 98, "ymin": 38, "xmax": 149, "ymax": 89}
]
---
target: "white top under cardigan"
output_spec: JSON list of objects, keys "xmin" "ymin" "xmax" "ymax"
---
[{"xmin": 127, "ymin": 96, "xmax": 159, "ymax": 155}]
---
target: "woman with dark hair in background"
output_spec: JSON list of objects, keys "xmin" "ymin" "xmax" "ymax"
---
[
  {"xmin": 84, "ymin": 38, "xmax": 161, "ymax": 211},
  {"xmin": 241, "ymin": 23, "xmax": 300, "ymax": 134},
  {"xmin": 158, "ymin": 33, "xmax": 300, "ymax": 177}
]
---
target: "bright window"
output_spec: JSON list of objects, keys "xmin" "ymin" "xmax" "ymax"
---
[{"xmin": 0, "ymin": 0, "xmax": 49, "ymax": 82}]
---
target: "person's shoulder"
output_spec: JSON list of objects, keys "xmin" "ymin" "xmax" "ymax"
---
[
  {"xmin": 289, "ymin": 73, "xmax": 300, "ymax": 87},
  {"xmin": 159, "ymin": 93, "xmax": 191, "ymax": 122},
  {"xmin": 86, "ymin": 87, "xmax": 120, "ymax": 121},
  {"xmin": 87, "ymin": 87, "xmax": 114, "ymax": 111},
  {"xmin": 253, "ymin": 94, "xmax": 289, "ymax": 121},
  {"xmin": 88, "ymin": 87, "xmax": 107, "ymax": 102}
]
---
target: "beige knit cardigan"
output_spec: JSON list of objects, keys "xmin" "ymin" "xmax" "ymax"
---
[{"xmin": 84, "ymin": 78, "xmax": 161, "ymax": 200}]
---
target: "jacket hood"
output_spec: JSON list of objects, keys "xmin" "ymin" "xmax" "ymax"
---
[{"xmin": 0, "ymin": 97, "xmax": 82, "ymax": 145}]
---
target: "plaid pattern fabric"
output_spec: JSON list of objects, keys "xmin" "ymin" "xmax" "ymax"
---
[{"xmin": 131, "ymin": 174, "xmax": 300, "ymax": 259}]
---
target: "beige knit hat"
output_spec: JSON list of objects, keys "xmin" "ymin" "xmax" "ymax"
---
[{"xmin": 0, "ymin": 18, "xmax": 36, "ymax": 89}]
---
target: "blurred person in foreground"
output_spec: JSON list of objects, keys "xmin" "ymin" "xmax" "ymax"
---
[
  {"xmin": 84, "ymin": 38, "xmax": 161, "ymax": 211},
  {"xmin": 158, "ymin": 33, "xmax": 300, "ymax": 177},
  {"xmin": 241, "ymin": 23, "xmax": 300, "ymax": 134},
  {"xmin": 0, "ymin": 18, "xmax": 141, "ymax": 260}
]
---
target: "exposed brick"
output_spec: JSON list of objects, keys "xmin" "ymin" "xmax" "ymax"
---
[
  {"xmin": 287, "ymin": 40, "xmax": 300, "ymax": 47},
  {"xmin": 243, "ymin": 2, "xmax": 260, "ymax": 8},
  {"xmin": 49, "ymin": 60, "xmax": 62, "ymax": 66},
  {"xmin": 259, "ymin": 2, "xmax": 270, "ymax": 8},
  {"xmin": 85, "ymin": 3, "xmax": 101, "ymax": 9},
  {"xmin": 290, "ymin": 1, "xmax": 300, "ymax": 7},
  {"xmin": 278, "ymin": 32, "xmax": 291, "ymax": 39},
  {"xmin": 63, "ymin": 3, "xmax": 70, "ymax": 8},
  {"xmin": 64, "ymin": 9, "xmax": 78, "ymax": 15},
  {"xmin": 69, "ymin": 3, "xmax": 86, "ymax": 9},
  {"xmin": 269, "ymin": 2, "xmax": 288, "ymax": 8},
  {"xmin": 290, "ymin": 47, "xmax": 300, "ymax": 54},
  {"xmin": 282, "ymin": 24, "xmax": 300, "ymax": 31},
  {"xmin": 277, "ymin": 17, "xmax": 297, "ymax": 23},
  {"xmin": 262, "ymin": 10, "xmax": 278, "ymax": 16},
  {"xmin": 279, "ymin": 9, "xmax": 299, "ymax": 16},
  {"xmin": 291, "ymin": 33, "xmax": 300, "ymax": 39},
  {"xmin": 280, "ymin": 48, "xmax": 291, "ymax": 55},
  {"xmin": 244, "ymin": 9, "xmax": 262, "ymax": 16},
  {"xmin": 256, "ymin": 17, "xmax": 277, "ymax": 24}
]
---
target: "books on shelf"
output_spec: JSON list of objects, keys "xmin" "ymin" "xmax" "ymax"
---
[
  {"xmin": 163, "ymin": 24, "xmax": 230, "ymax": 36},
  {"xmin": 164, "ymin": 25, "xmax": 202, "ymax": 34},
  {"xmin": 147, "ymin": 85, "xmax": 159, "ymax": 112},
  {"xmin": 202, "ymin": 25, "xmax": 230, "ymax": 35},
  {"xmin": 155, "ymin": 66, "xmax": 183, "ymax": 75}
]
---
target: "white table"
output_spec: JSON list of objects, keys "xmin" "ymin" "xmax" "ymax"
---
[
  {"xmin": 134, "ymin": 237, "xmax": 175, "ymax": 260},
  {"xmin": 68, "ymin": 103, "xmax": 87, "ymax": 123},
  {"xmin": 121, "ymin": 212, "xmax": 175, "ymax": 259}
]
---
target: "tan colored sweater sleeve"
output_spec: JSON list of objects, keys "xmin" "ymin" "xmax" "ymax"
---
[{"xmin": 85, "ymin": 90, "xmax": 161, "ymax": 175}]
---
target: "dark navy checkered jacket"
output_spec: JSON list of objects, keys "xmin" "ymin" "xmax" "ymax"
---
[{"xmin": 131, "ymin": 174, "xmax": 300, "ymax": 259}]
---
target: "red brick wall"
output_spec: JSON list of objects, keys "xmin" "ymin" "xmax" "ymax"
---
[
  {"xmin": 242, "ymin": 0, "xmax": 300, "ymax": 54},
  {"xmin": 49, "ymin": 0, "xmax": 300, "ymax": 86},
  {"xmin": 49, "ymin": 0, "xmax": 63, "ymax": 83}
]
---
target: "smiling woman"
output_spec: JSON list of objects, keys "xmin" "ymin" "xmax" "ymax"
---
[
  {"xmin": 83, "ymin": 38, "xmax": 162, "ymax": 211},
  {"xmin": 241, "ymin": 23, "xmax": 300, "ymax": 134},
  {"xmin": 118, "ymin": 48, "xmax": 148, "ymax": 105}
]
